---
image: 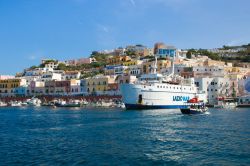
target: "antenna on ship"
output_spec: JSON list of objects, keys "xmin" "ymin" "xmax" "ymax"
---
[
  {"xmin": 171, "ymin": 53, "xmax": 175, "ymax": 76},
  {"xmin": 153, "ymin": 55, "xmax": 157, "ymax": 74}
]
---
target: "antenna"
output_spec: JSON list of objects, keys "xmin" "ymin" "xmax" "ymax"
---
[
  {"xmin": 171, "ymin": 51, "xmax": 175, "ymax": 75},
  {"xmin": 153, "ymin": 56, "xmax": 157, "ymax": 74}
]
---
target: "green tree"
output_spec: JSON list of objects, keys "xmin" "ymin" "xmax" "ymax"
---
[{"xmin": 186, "ymin": 51, "xmax": 192, "ymax": 59}]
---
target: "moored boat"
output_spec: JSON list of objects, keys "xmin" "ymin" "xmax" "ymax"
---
[
  {"xmin": 0, "ymin": 101, "xmax": 7, "ymax": 107},
  {"xmin": 9, "ymin": 101, "xmax": 23, "ymax": 107},
  {"xmin": 180, "ymin": 97, "xmax": 208, "ymax": 114},
  {"xmin": 26, "ymin": 97, "xmax": 42, "ymax": 107},
  {"xmin": 55, "ymin": 100, "xmax": 81, "ymax": 107}
]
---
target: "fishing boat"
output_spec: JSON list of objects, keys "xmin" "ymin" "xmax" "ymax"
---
[{"xmin": 180, "ymin": 97, "xmax": 208, "ymax": 114}]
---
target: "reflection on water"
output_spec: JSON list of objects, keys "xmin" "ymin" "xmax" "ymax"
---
[{"xmin": 0, "ymin": 107, "xmax": 249, "ymax": 165}]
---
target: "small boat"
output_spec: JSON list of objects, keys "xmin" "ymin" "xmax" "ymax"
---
[
  {"xmin": 180, "ymin": 97, "xmax": 208, "ymax": 114},
  {"xmin": 41, "ymin": 101, "xmax": 55, "ymax": 107},
  {"xmin": 26, "ymin": 97, "xmax": 42, "ymax": 107},
  {"xmin": 55, "ymin": 100, "xmax": 81, "ymax": 107},
  {"xmin": 0, "ymin": 101, "xmax": 7, "ymax": 107},
  {"xmin": 9, "ymin": 101, "xmax": 23, "ymax": 107}
]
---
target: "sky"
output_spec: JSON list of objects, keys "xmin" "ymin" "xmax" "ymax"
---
[{"xmin": 0, "ymin": 0, "xmax": 250, "ymax": 75}]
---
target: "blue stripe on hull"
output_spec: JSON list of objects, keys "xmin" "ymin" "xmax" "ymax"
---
[{"xmin": 125, "ymin": 104, "xmax": 187, "ymax": 110}]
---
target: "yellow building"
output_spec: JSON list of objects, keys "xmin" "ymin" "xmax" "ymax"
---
[
  {"xmin": 142, "ymin": 60, "xmax": 171, "ymax": 74},
  {"xmin": 108, "ymin": 55, "xmax": 131, "ymax": 65},
  {"xmin": 86, "ymin": 76, "xmax": 115, "ymax": 94},
  {"xmin": 203, "ymin": 59, "xmax": 226, "ymax": 67},
  {"xmin": 224, "ymin": 67, "xmax": 247, "ymax": 80},
  {"xmin": 0, "ymin": 78, "xmax": 26, "ymax": 96},
  {"xmin": 224, "ymin": 67, "xmax": 241, "ymax": 73},
  {"xmin": 122, "ymin": 59, "xmax": 142, "ymax": 66}
]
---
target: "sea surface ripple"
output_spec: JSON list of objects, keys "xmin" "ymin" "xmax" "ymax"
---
[{"xmin": 0, "ymin": 107, "xmax": 249, "ymax": 166}]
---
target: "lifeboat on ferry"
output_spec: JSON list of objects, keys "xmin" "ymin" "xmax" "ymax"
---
[{"xmin": 187, "ymin": 97, "xmax": 199, "ymax": 103}]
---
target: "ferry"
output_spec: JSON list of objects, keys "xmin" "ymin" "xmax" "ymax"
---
[{"xmin": 120, "ymin": 57, "xmax": 206, "ymax": 110}]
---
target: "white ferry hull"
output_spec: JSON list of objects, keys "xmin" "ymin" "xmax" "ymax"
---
[{"xmin": 120, "ymin": 83, "xmax": 206, "ymax": 110}]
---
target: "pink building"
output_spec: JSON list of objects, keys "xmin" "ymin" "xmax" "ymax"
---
[
  {"xmin": 0, "ymin": 75, "xmax": 15, "ymax": 80},
  {"xmin": 65, "ymin": 58, "xmax": 96, "ymax": 66}
]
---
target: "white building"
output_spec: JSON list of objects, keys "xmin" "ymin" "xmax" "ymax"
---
[
  {"xmin": 193, "ymin": 66, "xmax": 225, "ymax": 77},
  {"xmin": 40, "ymin": 72, "xmax": 62, "ymax": 82},
  {"xmin": 195, "ymin": 77, "xmax": 237, "ymax": 105},
  {"xmin": 62, "ymin": 71, "xmax": 81, "ymax": 80},
  {"xmin": 176, "ymin": 49, "xmax": 187, "ymax": 59},
  {"xmin": 127, "ymin": 65, "xmax": 142, "ymax": 76},
  {"xmin": 70, "ymin": 79, "xmax": 81, "ymax": 95},
  {"xmin": 24, "ymin": 68, "xmax": 48, "ymax": 76},
  {"xmin": 27, "ymin": 81, "xmax": 45, "ymax": 96}
]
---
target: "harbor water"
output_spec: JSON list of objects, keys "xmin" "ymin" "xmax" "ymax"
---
[{"xmin": 0, "ymin": 107, "xmax": 249, "ymax": 165}]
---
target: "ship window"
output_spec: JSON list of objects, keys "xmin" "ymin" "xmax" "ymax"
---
[
  {"xmin": 160, "ymin": 86, "xmax": 162, "ymax": 88},
  {"xmin": 157, "ymin": 86, "xmax": 159, "ymax": 88}
]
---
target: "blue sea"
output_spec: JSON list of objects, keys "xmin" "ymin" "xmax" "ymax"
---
[{"xmin": 0, "ymin": 107, "xmax": 249, "ymax": 166}]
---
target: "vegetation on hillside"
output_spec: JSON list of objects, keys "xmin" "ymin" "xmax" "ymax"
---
[
  {"xmin": 90, "ymin": 51, "xmax": 110, "ymax": 63},
  {"xmin": 186, "ymin": 49, "xmax": 221, "ymax": 60}
]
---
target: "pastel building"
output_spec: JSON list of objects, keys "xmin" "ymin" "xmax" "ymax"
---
[
  {"xmin": 40, "ymin": 72, "xmax": 62, "ymax": 82},
  {"xmin": 70, "ymin": 79, "xmax": 81, "ymax": 95},
  {"xmin": 41, "ymin": 59, "xmax": 59, "ymax": 70},
  {"xmin": 63, "ymin": 71, "xmax": 81, "ymax": 80},
  {"xmin": 14, "ymin": 86, "xmax": 28, "ymax": 97},
  {"xmin": 154, "ymin": 42, "xmax": 177, "ymax": 58},
  {"xmin": 104, "ymin": 65, "xmax": 127, "ymax": 76},
  {"xmin": 127, "ymin": 65, "xmax": 142, "ymax": 77},
  {"xmin": 80, "ymin": 79, "xmax": 88, "ymax": 95},
  {"xmin": 0, "ymin": 75, "xmax": 15, "ymax": 80},
  {"xmin": 108, "ymin": 55, "xmax": 131, "ymax": 65},
  {"xmin": 116, "ymin": 75, "xmax": 137, "ymax": 84},
  {"xmin": 65, "ymin": 58, "xmax": 96, "ymax": 66},
  {"xmin": 27, "ymin": 81, "xmax": 45, "ymax": 96},
  {"xmin": 85, "ymin": 76, "xmax": 116, "ymax": 95},
  {"xmin": 195, "ymin": 77, "xmax": 238, "ymax": 105},
  {"xmin": 122, "ymin": 59, "xmax": 142, "ymax": 66},
  {"xmin": 24, "ymin": 68, "xmax": 48, "ymax": 76},
  {"xmin": 0, "ymin": 78, "xmax": 26, "ymax": 97},
  {"xmin": 142, "ymin": 59, "xmax": 171, "ymax": 74},
  {"xmin": 45, "ymin": 80, "xmax": 71, "ymax": 96},
  {"xmin": 156, "ymin": 46, "xmax": 176, "ymax": 58}
]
